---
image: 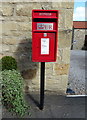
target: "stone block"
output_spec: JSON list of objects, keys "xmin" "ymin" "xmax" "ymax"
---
[
  {"xmin": 41, "ymin": 2, "xmax": 52, "ymax": 10},
  {"xmin": 15, "ymin": 16, "xmax": 31, "ymax": 22},
  {"xmin": 14, "ymin": 42, "xmax": 32, "ymax": 53},
  {"xmin": 2, "ymin": 16, "xmax": 15, "ymax": 21},
  {"xmin": 62, "ymin": 48, "xmax": 70, "ymax": 64},
  {"xmin": 65, "ymin": 9, "xmax": 74, "ymax": 29},
  {"xmin": 45, "ymin": 75, "xmax": 62, "ymax": 93},
  {"xmin": 45, "ymin": 63, "xmax": 53, "ymax": 69},
  {"xmin": 46, "ymin": 75, "xmax": 61, "ymax": 85},
  {"xmin": 18, "ymin": 61, "xmax": 39, "ymax": 71},
  {"xmin": 58, "ymin": 31, "xmax": 72, "ymax": 48},
  {"xmin": 62, "ymin": 2, "xmax": 74, "ymax": 9},
  {"xmin": 16, "ymin": 3, "xmax": 41, "ymax": 16},
  {"xmin": 53, "ymin": 63, "xmax": 69, "ymax": 75},
  {"xmin": 45, "ymin": 74, "xmax": 68, "ymax": 94},
  {"xmin": 0, "ymin": 45, "xmax": 2, "ymax": 53},
  {"xmin": 0, "ymin": 21, "xmax": 2, "ymax": 36},
  {"xmin": 17, "ymin": 22, "xmax": 31, "ymax": 31},
  {"xmin": 0, "ymin": 53, "xmax": 3, "ymax": 59},
  {"xmin": 2, "ymin": 21, "xmax": 17, "ymax": 31},
  {"xmin": 21, "ymin": 68, "xmax": 38, "ymax": 79},
  {"xmin": 2, "ymin": 5, "xmax": 14, "ymax": 16},
  {"xmin": 2, "ymin": 30, "xmax": 31, "ymax": 38},
  {"xmin": 73, "ymin": 29, "xmax": 85, "ymax": 50},
  {"xmin": 2, "ymin": 44, "xmax": 9, "ymax": 52},
  {"xmin": 2, "ymin": 21, "xmax": 31, "ymax": 32},
  {"xmin": 56, "ymin": 48, "xmax": 63, "ymax": 64},
  {"xmin": 52, "ymin": 2, "xmax": 62, "ymax": 8},
  {"xmin": 3, "ymin": 52, "xmax": 14, "ymax": 58},
  {"xmin": 0, "ymin": 5, "xmax": 2, "ymax": 15},
  {"xmin": 6, "ymin": 0, "xmax": 51, "ymax": 2},
  {"xmin": 32, "ymin": 77, "xmax": 40, "ymax": 86},
  {"xmin": 0, "ymin": 16, "xmax": 3, "ymax": 21},
  {"xmin": 45, "ymin": 63, "xmax": 53, "ymax": 77},
  {"xmin": 2, "ymin": 37, "xmax": 17, "ymax": 45},
  {"xmin": 58, "ymin": 9, "xmax": 65, "ymax": 29},
  {"xmin": 0, "ymin": 37, "xmax": 2, "ymax": 44},
  {"xmin": 17, "ymin": 36, "xmax": 32, "ymax": 45},
  {"xmin": 45, "ymin": 69, "xmax": 53, "ymax": 77},
  {"xmin": 59, "ymin": 9, "xmax": 74, "ymax": 30},
  {"xmin": 16, "ymin": 5, "xmax": 29, "ymax": 16},
  {"xmin": 9, "ymin": 45, "xmax": 18, "ymax": 52},
  {"xmin": 61, "ymin": 75, "xmax": 68, "ymax": 91}
]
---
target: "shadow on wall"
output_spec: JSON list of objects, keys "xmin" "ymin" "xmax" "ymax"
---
[
  {"xmin": 14, "ymin": 38, "xmax": 39, "ymax": 90},
  {"xmin": 82, "ymin": 35, "xmax": 87, "ymax": 50}
]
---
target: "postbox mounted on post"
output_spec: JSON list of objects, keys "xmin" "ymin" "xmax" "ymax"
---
[{"xmin": 32, "ymin": 10, "xmax": 59, "ymax": 62}]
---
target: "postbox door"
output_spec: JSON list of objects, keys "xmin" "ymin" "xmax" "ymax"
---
[{"xmin": 32, "ymin": 32, "xmax": 56, "ymax": 62}]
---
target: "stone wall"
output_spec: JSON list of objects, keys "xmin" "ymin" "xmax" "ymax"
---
[
  {"xmin": 0, "ymin": 1, "xmax": 74, "ymax": 94},
  {"xmin": 72, "ymin": 29, "xmax": 86, "ymax": 50}
]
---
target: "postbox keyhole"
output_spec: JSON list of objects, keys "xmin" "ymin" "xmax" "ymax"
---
[{"xmin": 43, "ymin": 33, "xmax": 47, "ymax": 37}]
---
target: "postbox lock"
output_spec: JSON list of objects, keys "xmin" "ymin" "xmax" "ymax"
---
[{"xmin": 43, "ymin": 33, "xmax": 47, "ymax": 37}]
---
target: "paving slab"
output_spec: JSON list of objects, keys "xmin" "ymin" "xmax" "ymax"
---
[{"xmin": 1, "ymin": 93, "xmax": 86, "ymax": 119}]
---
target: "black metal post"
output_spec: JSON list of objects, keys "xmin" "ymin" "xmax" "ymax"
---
[
  {"xmin": 71, "ymin": 27, "xmax": 74, "ymax": 50},
  {"xmin": 40, "ymin": 62, "xmax": 45, "ymax": 110}
]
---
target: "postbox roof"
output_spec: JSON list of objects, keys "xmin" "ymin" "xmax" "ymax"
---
[{"xmin": 32, "ymin": 9, "xmax": 59, "ymax": 11}]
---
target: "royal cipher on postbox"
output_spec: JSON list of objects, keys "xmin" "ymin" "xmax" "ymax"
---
[{"xmin": 32, "ymin": 10, "xmax": 59, "ymax": 62}]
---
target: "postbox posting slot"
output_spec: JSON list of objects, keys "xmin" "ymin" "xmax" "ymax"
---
[{"xmin": 33, "ymin": 18, "xmax": 57, "ymax": 22}]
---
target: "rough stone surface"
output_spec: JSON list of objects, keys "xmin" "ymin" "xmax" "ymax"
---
[
  {"xmin": 62, "ymin": 48, "xmax": 70, "ymax": 64},
  {"xmin": 53, "ymin": 63, "xmax": 70, "ymax": 75},
  {"xmin": 2, "ymin": 37, "xmax": 17, "ymax": 45},
  {"xmin": 58, "ymin": 9, "xmax": 66, "ymax": 29},
  {"xmin": 0, "ymin": 37, "xmax": 2, "ymax": 44},
  {"xmin": 21, "ymin": 68, "xmax": 38, "ymax": 79},
  {"xmin": 0, "ymin": 21, "xmax": 2, "ymax": 36},
  {"xmin": 58, "ymin": 31, "xmax": 72, "ymax": 48},
  {"xmin": 2, "ymin": 21, "xmax": 18, "ymax": 31},
  {"xmin": 2, "ymin": 44, "xmax": 9, "ymax": 52},
  {"xmin": 17, "ymin": 22, "xmax": 32, "ymax": 31},
  {"xmin": 52, "ymin": 2, "xmax": 62, "ymax": 8},
  {"xmin": 62, "ymin": 2, "xmax": 74, "ymax": 9},
  {"xmin": 2, "ymin": 5, "xmax": 14, "ymax": 16},
  {"xmin": 65, "ymin": 9, "xmax": 74, "ymax": 29},
  {"xmin": 16, "ymin": 3, "xmax": 41, "ymax": 16},
  {"xmin": 0, "ymin": 53, "xmax": 3, "ymax": 59},
  {"xmin": 73, "ymin": 29, "xmax": 85, "ymax": 50},
  {"xmin": 0, "ymin": 2, "xmax": 74, "ymax": 94},
  {"xmin": 0, "ymin": 45, "xmax": 2, "ymax": 53}
]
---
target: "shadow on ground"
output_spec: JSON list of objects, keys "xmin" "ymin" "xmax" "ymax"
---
[{"xmin": 2, "ymin": 93, "xmax": 86, "ymax": 119}]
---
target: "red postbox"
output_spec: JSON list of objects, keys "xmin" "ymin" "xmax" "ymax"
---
[{"xmin": 32, "ymin": 10, "xmax": 59, "ymax": 62}]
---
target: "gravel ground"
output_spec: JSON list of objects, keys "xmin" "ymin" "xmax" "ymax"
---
[{"xmin": 68, "ymin": 50, "xmax": 86, "ymax": 95}]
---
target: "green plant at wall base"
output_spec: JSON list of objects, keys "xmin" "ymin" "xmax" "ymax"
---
[
  {"xmin": 1, "ymin": 56, "xmax": 17, "ymax": 71},
  {"xmin": 0, "ymin": 70, "xmax": 30, "ymax": 117},
  {"xmin": 0, "ymin": 59, "xmax": 2, "ymax": 71}
]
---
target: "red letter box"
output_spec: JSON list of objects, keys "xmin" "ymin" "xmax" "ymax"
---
[{"xmin": 32, "ymin": 10, "xmax": 59, "ymax": 62}]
